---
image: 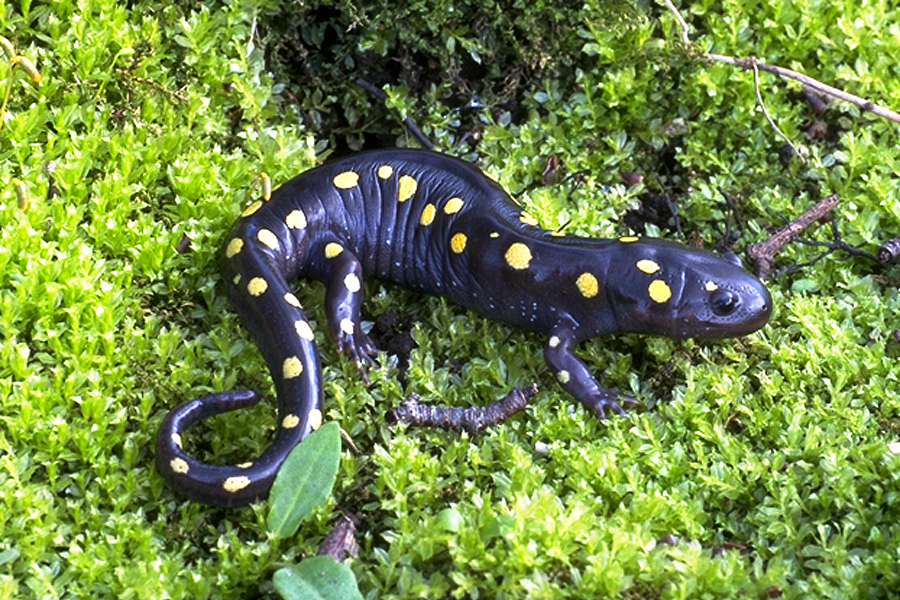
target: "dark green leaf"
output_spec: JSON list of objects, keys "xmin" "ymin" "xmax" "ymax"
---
[
  {"xmin": 273, "ymin": 557, "xmax": 364, "ymax": 600},
  {"xmin": 267, "ymin": 422, "xmax": 341, "ymax": 538}
]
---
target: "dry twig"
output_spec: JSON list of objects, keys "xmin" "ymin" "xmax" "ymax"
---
[
  {"xmin": 745, "ymin": 194, "xmax": 839, "ymax": 279},
  {"xmin": 662, "ymin": 0, "xmax": 900, "ymax": 125}
]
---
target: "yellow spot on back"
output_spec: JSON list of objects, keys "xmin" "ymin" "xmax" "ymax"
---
[
  {"xmin": 450, "ymin": 233, "xmax": 467, "ymax": 254},
  {"xmin": 233, "ymin": 274, "xmax": 241, "ymax": 285},
  {"xmin": 324, "ymin": 242, "xmax": 343, "ymax": 258},
  {"xmin": 261, "ymin": 172, "xmax": 271, "ymax": 201},
  {"xmin": 636, "ymin": 259, "xmax": 659, "ymax": 274},
  {"xmin": 283, "ymin": 356, "xmax": 303, "ymax": 379},
  {"xmin": 420, "ymin": 203, "xmax": 436, "ymax": 226},
  {"xmin": 308, "ymin": 408, "xmax": 323, "ymax": 430},
  {"xmin": 444, "ymin": 197, "xmax": 464, "ymax": 214},
  {"xmin": 489, "ymin": 232, "xmax": 500, "ymax": 238},
  {"xmin": 344, "ymin": 273, "xmax": 361, "ymax": 292},
  {"xmin": 248, "ymin": 277, "xmax": 268, "ymax": 296},
  {"xmin": 576, "ymin": 272, "xmax": 599, "ymax": 298},
  {"xmin": 550, "ymin": 231, "xmax": 566, "ymax": 237},
  {"xmin": 549, "ymin": 335, "xmax": 561, "ymax": 348},
  {"xmin": 520, "ymin": 211, "xmax": 539, "ymax": 227},
  {"xmin": 241, "ymin": 200, "xmax": 263, "ymax": 217},
  {"xmin": 619, "ymin": 236, "xmax": 639, "ymax": 243},
  {"xmin": 648, "ymin": 279, "xmax": 672, "ymax": 303},
  {"xmin": 705, "ymin": 281, "xmax": 718, "ymax": 292},
  {"xmin": 226, "ymin": 238, "xmax": 243, "ymax": 258},
  {"xmin": 333, "ymin": 171, "xmax": 359, "ymax": 189},
  {"xmin": 171, "ymin": 433, "xmax": 183, "ymax": 449},
  {"xmin": 223, "ymin": 476, "xmax": 251, "ymax": 493},
  {"xmin": 238, "ymin": 462, "xmax": 253, "ymax": 469},
  {"xmin": 282, "ymin": 414, "xmax": 300, "ymax": 429},
  {"xmin": 295, "ymin": 320, "xmax": 314, "ymax": 340},
  {"xmin": 398, "ymin": 175, "xmax": 417, "ymax": 202},
  {"xmin": 285, "ymin": 293, "xmax": 302, "ymax": 308},
  {"xmin": 170, "ymin": 458, "xmax": 189, "ymax": 474},
  {"xmin": 504, "ymin": 242, "xmax": 532, "ymax": 270},
  {"xmin": 286, "ymin": 209, "xmax": 307, "ymax": 229},
  {"xmin": 556, "ymin": 370, "xmax": 571, "ymax": 384},
  {"xmin": 258, "ymin": 229, "xmax": 279, "ymax": 250},
  {"xmin": 378, "ymin": 165, "xmax": 393, "ymax": 179}
]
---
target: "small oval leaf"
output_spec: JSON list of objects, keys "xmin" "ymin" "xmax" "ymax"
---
[
  {"xmin": 267, "ymin": 421, "xmax": 341, "ymax": 538},
  {"xmin": 273, "ymin": 556, "xmax": 364, "ymax": 600}
]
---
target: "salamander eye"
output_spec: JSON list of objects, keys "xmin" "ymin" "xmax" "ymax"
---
[{"xmin": 710, "ymin": 289, "xmax": 739, "ymax": 316}]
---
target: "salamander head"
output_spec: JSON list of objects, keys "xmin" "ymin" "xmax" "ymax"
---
[{"xmin": 607, "ymin": 239, "xmax": 772, "ymax": 339}]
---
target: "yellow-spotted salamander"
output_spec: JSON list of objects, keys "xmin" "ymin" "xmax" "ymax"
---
[{"xmin": 156, "ymin": 149, "xmax": 772, "ymax": 507}]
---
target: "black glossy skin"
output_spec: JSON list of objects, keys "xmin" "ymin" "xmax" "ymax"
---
[{"xmin": 155, "ymin": 149, "xmax": 772, "ymax": 507}]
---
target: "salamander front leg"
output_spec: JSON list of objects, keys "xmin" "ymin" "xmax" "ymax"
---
[
  {"xmin": 323, "ymin": 246, "xmax": 378, "ymax": 381},
  {"xmin": 543, "ymin": 320, "xmax": 639, "ymax": 420}
]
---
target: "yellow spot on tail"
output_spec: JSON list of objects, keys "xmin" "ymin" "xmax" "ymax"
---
[
  {"xmin": 308, "ymin": 408, "xmax": 323, "ymax": 430},
  {"xmin": 257, "ymin": 229, "xmax": 279, "ymax": 250},
  {"xmin": 550, "ymin": 231, "xmax": 566, "ymax": 237},
  {"xmin": 170, "ymin": 458, "xmax": 189, "ymax": 474},
  {"xmin": 504, "ymin": 242, "xmax": 532, "ymax": 270},
  {"xmin": 378, "ymin": 165, "xmax": 393, "ymax": 179},
  {"xmin": 444, "ymin": 197, "xmax": 464, "ymax": 214},
  {"xmin": 344, "ymin": 273, "xmax": 361, "ymax": 293},
  {"xmin": 648, "ymin": 279, "xmax": 672, "ymax": 303},
  {"xmin": 450, "ymin": 233, "xmax": 467, "ymax": 254},
  {"xmin": 295, "ymin": 320, "xmax": 314, "ymax": 340},
  {"xmin": 519, "ymin": 212, "xmax": 539, "ymax": 227},
  {"xmin": 576, "ymin": 272, "xmax": 599, "ymax": 298},
  {"xmin": 324, "ymin": 242, "xmax": 343, "ymax": 258},
  {"xmin": 285, "ymin": 293, "xmax": 302, "ymax": 308},
  {"xmin": 283, "ymin": 356, "xmax": 304, "ymax": 379},
  {"xmin": 636, "ymin": 259, "xmax": 659, "ymax": 274},
  {"xmin": 333, "ymin": 171, "xmax": 359, "ymax": 189},
  {"xmin": 282, "ymin": 414, "xmax": 300, "ymax": 429},
  {"xmin": 398, "ymin": 175, "xmax": 417, "ymax": 202},
  {"xmin": 242, "ymin": 200, "xmax": 263, "ymax": 217},
  {"xmin": 171, "ymin": 433, "xmax": 183, "ymax": 448},
  {"xmin": 549, "ymin": 335, "xmax": 561, "ymax": 348},
  {"xmin": 619, "ymin": 236, "xmax": 639, "ymax": 243},
  {"xmin": 233, "ymin": 274, "xmax": 241, "ymax": 285},
  {"xmin": 223, "ymin": 476, "xmax": 251, "ymax": 493},
  {"xmin": 340, "ymin": 318, "xmax": 354, "ymax": 334},
  {"xmin": 705, "ymin": 281, "xmax": 718, "ymax": 292},
  {"xmin": 556, "ymin": 370, "xmax": 571, "ymax": 384},
  {"xmin": 248, "ymin": 277, "xmax": 268, "ymax": 296},
  {"xmin": 238, "ymin": 462, "xmax": 253, "ymax": 469},
  {"xmin": 226, "ymin": 238, "xmax": 244, "ymax": 258},
  {"xmin": 489, "ymin": 232, "xmax": 499, "ymax": 238},
  {"xmin": 420, "ymin": 203, "xmax": 436, "ymax": 226},
  {"xmin": 286, "ymin": 209, "xmax": 307, "ymax": 229}
]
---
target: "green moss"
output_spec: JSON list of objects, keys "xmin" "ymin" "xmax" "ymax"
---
[{"xmin": 2, "ymin": 0, "xmax": 900, "ymax": 598}]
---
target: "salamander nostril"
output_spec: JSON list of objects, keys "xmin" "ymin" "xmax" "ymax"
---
[{"xmin": 710, "ymin": 289, "xmax": 739, "ymax": 316}]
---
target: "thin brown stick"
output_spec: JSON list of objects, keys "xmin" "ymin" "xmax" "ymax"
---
[
  {"xmin": 662, "ymin": 0, "xmax": 690, "ymax": 45},
  {"xmin": 706, "ymin": 54, "xmax": 900, "ymax": 124},
  {"xmin": 662, "ymin": 1, "xmax": 900, "ymax": 125},
  {"xmin": 745, "ymin": 193, "xmax": 840, "ymax": 279},
  {"xmin": 750, "ymin": 60, "xmax": 804, "ymax": 161}
]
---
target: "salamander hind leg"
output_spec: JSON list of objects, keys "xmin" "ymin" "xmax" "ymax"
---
[
  {"xmin": 321, "ymin": 242, "xmax": 378, "ymax": 382},
  {"xmin": 544, "ymin": 321, "xmax": 640, "ymax": 420}
]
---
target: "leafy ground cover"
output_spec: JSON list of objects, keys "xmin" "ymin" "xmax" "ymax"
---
[{"xmin": 1, "ymin": 0, "xmax": 899, "ymax": 598}]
